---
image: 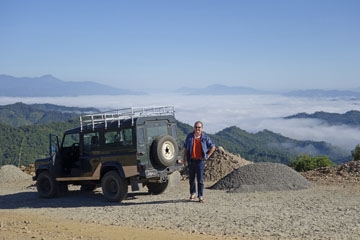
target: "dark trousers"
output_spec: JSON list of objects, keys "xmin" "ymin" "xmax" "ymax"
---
[{"xmin": 188, "ymin": 159, "xmax": 205, "ymax": 198}]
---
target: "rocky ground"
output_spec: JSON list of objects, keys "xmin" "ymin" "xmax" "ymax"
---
[
  {"xmin": 1, "ymin": 151, "xmax": 360, "ymax": 240},
  {"xmin": 301, "ymin": 160, "xmax": 360, "ymax": 185}
]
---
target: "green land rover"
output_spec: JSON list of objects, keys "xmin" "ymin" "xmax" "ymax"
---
[{"xmin": 33, "ymin": 106, "xmax": 183, "ymax": 202}]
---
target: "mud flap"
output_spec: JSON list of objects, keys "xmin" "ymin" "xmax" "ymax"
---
[{"xmin": 130, "ymin": 176, "xmax": 143, "ymax": 191}]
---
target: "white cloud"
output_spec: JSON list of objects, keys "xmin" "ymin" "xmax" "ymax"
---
[
  {"xmin": 1, "ymin": 94, "xmax": 360, "ymax": 151},
  {"xmin": 255, "ymin": 118, "xmax": 360, "ymax": 151}
]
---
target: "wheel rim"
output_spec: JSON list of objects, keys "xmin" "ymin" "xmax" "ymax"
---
[
  {"xmin": 162, "ymin": 141, "xmax": 175, "ymax": 160},
  {"xmin": 106, "ymin": 179, "xmax": 118, "ymax": 197}
]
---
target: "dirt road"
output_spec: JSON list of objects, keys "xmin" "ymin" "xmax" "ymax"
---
[
  {"xmin": 1, "ymin": 179, "xmax": 360, "ymax": 240},
  {"xmin": 0, "ymin": 210, "xmax": 228, "ymax": 240}
]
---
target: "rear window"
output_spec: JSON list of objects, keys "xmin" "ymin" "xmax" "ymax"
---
[{"xmin": 146, "ymin": 121, "xmax": 168, "ymax": 140}]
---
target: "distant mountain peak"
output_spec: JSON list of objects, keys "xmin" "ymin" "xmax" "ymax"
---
[
  {"xmin": 0, "ymin": 74, "xmax": 145, "ymax": 97},
  {"xmin": 39, "ymin": 74, "xmax": 55, "ymax": 78},
  {"xmin": 176, "ymin": 84, "xmax": 268, "ymax": 95}
]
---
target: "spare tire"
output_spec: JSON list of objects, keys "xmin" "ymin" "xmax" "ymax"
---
[{"xmin": 152, "ymin": 135, "xmax": 179, "ymax": 167}]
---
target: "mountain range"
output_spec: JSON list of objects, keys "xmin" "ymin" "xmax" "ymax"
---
[
  {"xmin": 285, "ymin": 110, "xmax": 360, "ymax": 127},
  {"xmin": 0, "ymin": 102, "xmax": 99, "ymax": 127},
  {"xmin": 0, "ymin": 74, "xmax": 144, "ymax": 97},
  {"xmin": 282, "ymin": 89, "xmax": 360, "ymax": 99},
  {"xmin": 1, "ymin": 74, "xmax": 360, "ymax": 98},
  {"xmin": 0, "ymin": 102, "xmax": 353, "ymax": 167},
  {"xmin": 176, "ymin": 86, "xmax": 360, "ymax": 98},
  {"xmin": 175, "ymin": 84, "xmax": 269, "ymax": 95}
]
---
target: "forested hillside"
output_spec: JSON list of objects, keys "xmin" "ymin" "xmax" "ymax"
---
[
  {"xmin": 211, "ymin": 127, "xmax": 349, "ymax": 164},
  {"xmin": 0, "ymin": 120, "xmax": 79, "ymax": 166},
  {"xmin": 0, "ymin": 102, "xmax": 98, "ymax": 127},
  {"xmin": 285, "ymin": 110, "xmax": 360, "ymax": 127},
  {"xmin": 176, "ymin": 122, "xmax": 350, "ymax": 165}
]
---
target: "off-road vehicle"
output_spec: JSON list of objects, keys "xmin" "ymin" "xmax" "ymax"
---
[{"xmin": 33, "ymin": 106, "xmax": 183, "ymax": 202}]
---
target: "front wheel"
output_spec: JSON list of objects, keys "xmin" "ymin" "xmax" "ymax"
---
[
  {"xmin": 147, "ymin": 180, "xmax": 169, "ymax": 195},
  {"xmin": 36, "ymin": 171, "xmax": 58, "ymax": 198},
  {"xmin": 101, "ymin": 170, "xmax": 128, "ymax": 202}
]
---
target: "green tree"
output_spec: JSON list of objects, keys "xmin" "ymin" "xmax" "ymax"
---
[
  {"xmin": 290, "ymin": 154, "xmax": 334, "ymax": 172},
  {"xmin": 351, "ymin": 144, "xmax": 360, "ymax": 161}
]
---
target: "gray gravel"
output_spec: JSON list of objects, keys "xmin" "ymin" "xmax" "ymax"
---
[
  {"xmin": 1, "ymin": 178, "xmax": 360, "ymax": 239},
  {"xmin": 210, "ymin": 162, "xmax": 312, "ymax": 193}
]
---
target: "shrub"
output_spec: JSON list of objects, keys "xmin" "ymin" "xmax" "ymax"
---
[
  {"xmin": 290, "ymin": 154, "xmax": 334, "ymax": 172},
  {"xmin": 351, "ymin": 144, "xmax": 360, "ymax": 161}
]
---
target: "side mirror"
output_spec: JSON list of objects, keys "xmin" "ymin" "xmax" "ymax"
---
[{"xmin": 51, "ymin": 145, "xmax": 56, "ymax": 154}]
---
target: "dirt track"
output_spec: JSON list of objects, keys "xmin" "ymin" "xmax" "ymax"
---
[
  {"xmin": 1, "ymin": 178, "xmax": 360, "ymax": 240},
  {"xmin": 0, "ymin": 210, "xmax": 226, "ymax": 240}
]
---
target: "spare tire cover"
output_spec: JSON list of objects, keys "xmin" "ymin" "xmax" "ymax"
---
[{"xmin": 152, "ymin": 135, "xmax": 179, "ymax": 167}]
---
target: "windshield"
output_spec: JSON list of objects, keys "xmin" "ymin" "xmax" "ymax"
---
[{"xmin": 62, "ymin": 133, "xmax": 79, "ymax": 148}]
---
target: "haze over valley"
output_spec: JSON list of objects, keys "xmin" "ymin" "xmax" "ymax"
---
[{"xmin": 1, "ymin": 90, "xmax": 360, "ymax": 153}]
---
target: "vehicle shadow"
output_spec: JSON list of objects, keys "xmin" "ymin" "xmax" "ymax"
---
[
  {"xmin": 0, "ymin": 189, "xmax": 188, "ymax": 209},
  {"xmin": 121, "ymin": 198, "xmax": 189, "ymax": 206}
]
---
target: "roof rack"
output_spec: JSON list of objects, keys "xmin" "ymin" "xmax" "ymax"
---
[{"xmin": 80, "ymin": 106, "xmax": 175, "ymax": 131}]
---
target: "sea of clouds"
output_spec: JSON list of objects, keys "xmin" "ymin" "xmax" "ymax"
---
[{"xmin": 1, "ymin": 94, "xmax": 360, "ymax": 151}]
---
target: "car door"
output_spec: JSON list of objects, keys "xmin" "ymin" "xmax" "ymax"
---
[
  {"xmin": 80, "ymin": 131, "xmax": 102, "ymax": 177},
  {"xmin": 101, "ymin": 128, "xmax": 138, "ymax": 177}
]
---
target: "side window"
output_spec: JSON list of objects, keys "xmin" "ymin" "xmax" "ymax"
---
[
  {"xmin": 123, "ymin": 128, "xmax": 133, "ymax": 146},
  {"xmin": 168, "ymin": 124, "xmax": 177, "ymax": 138},
  {"xmin": 83, "ymin": 132, "xmax": 100, "ymax": 152},
  {"xmin": 104, "ymin": 128, "xmax": 133, "ymax": 148},
  {"xmin": 137, "ymin": 127, "xmax": 145, "ymax": 144},
  {"xmin": 62, "ymin": 133, "xmax": 79, "ymax": 148},
  {"xmin": 104, "ymin": 131, "xmax": 120, "ymax": 145},
  {"xmin": 104, "ymin": 130, "xmax": 121, "ymax": 147}
]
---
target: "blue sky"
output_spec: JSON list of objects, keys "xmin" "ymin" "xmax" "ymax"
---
[{"xmin": 1, "ymin": 0, "xmax": 359, "ymax": 90}]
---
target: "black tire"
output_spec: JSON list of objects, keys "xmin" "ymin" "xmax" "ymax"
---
[
  {"xmin": 36, "ymin": 171, "xmax": 58, "ymax": 198},
  {"xmin": 101, "ymin": 170, "xmax": 128, "ymax": 202},
  {"xmin": 152, "ymin": 135, "xmax": 179, "ymax": 167},
  {"xmin": 147, "ymin": 181, "xmax": 169, "ymax": 195}
]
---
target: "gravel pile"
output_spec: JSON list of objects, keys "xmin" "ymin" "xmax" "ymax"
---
[
  {"xmin": 0, "ymin": 165, "xmax": 32, "ymax": 184},
  {"xmin": 210, "ymin": 162, "xmax": 312, "ymax": 193},
  {"xmin": 181, "ymin": 146, "xmax": 252, "ymax": 182},
  {"xmin": 204, "ymin": 146, "xmax": 252, "ymax": 182},
  {"xmin": 301, "ymin": 160, "xmax": 360, "ymax": 184}
]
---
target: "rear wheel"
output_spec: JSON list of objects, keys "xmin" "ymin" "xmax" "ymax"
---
[
  {"xmin": 101, "ymin": 170, "xmax": 128, "ymax": 202},
  {"xmin": 36, "ymin": 171, "xmax": 58, "ymax": 198},
  {"xmin": 147, "ymin": 180, "xmax": 169, "ymax": 195}
]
